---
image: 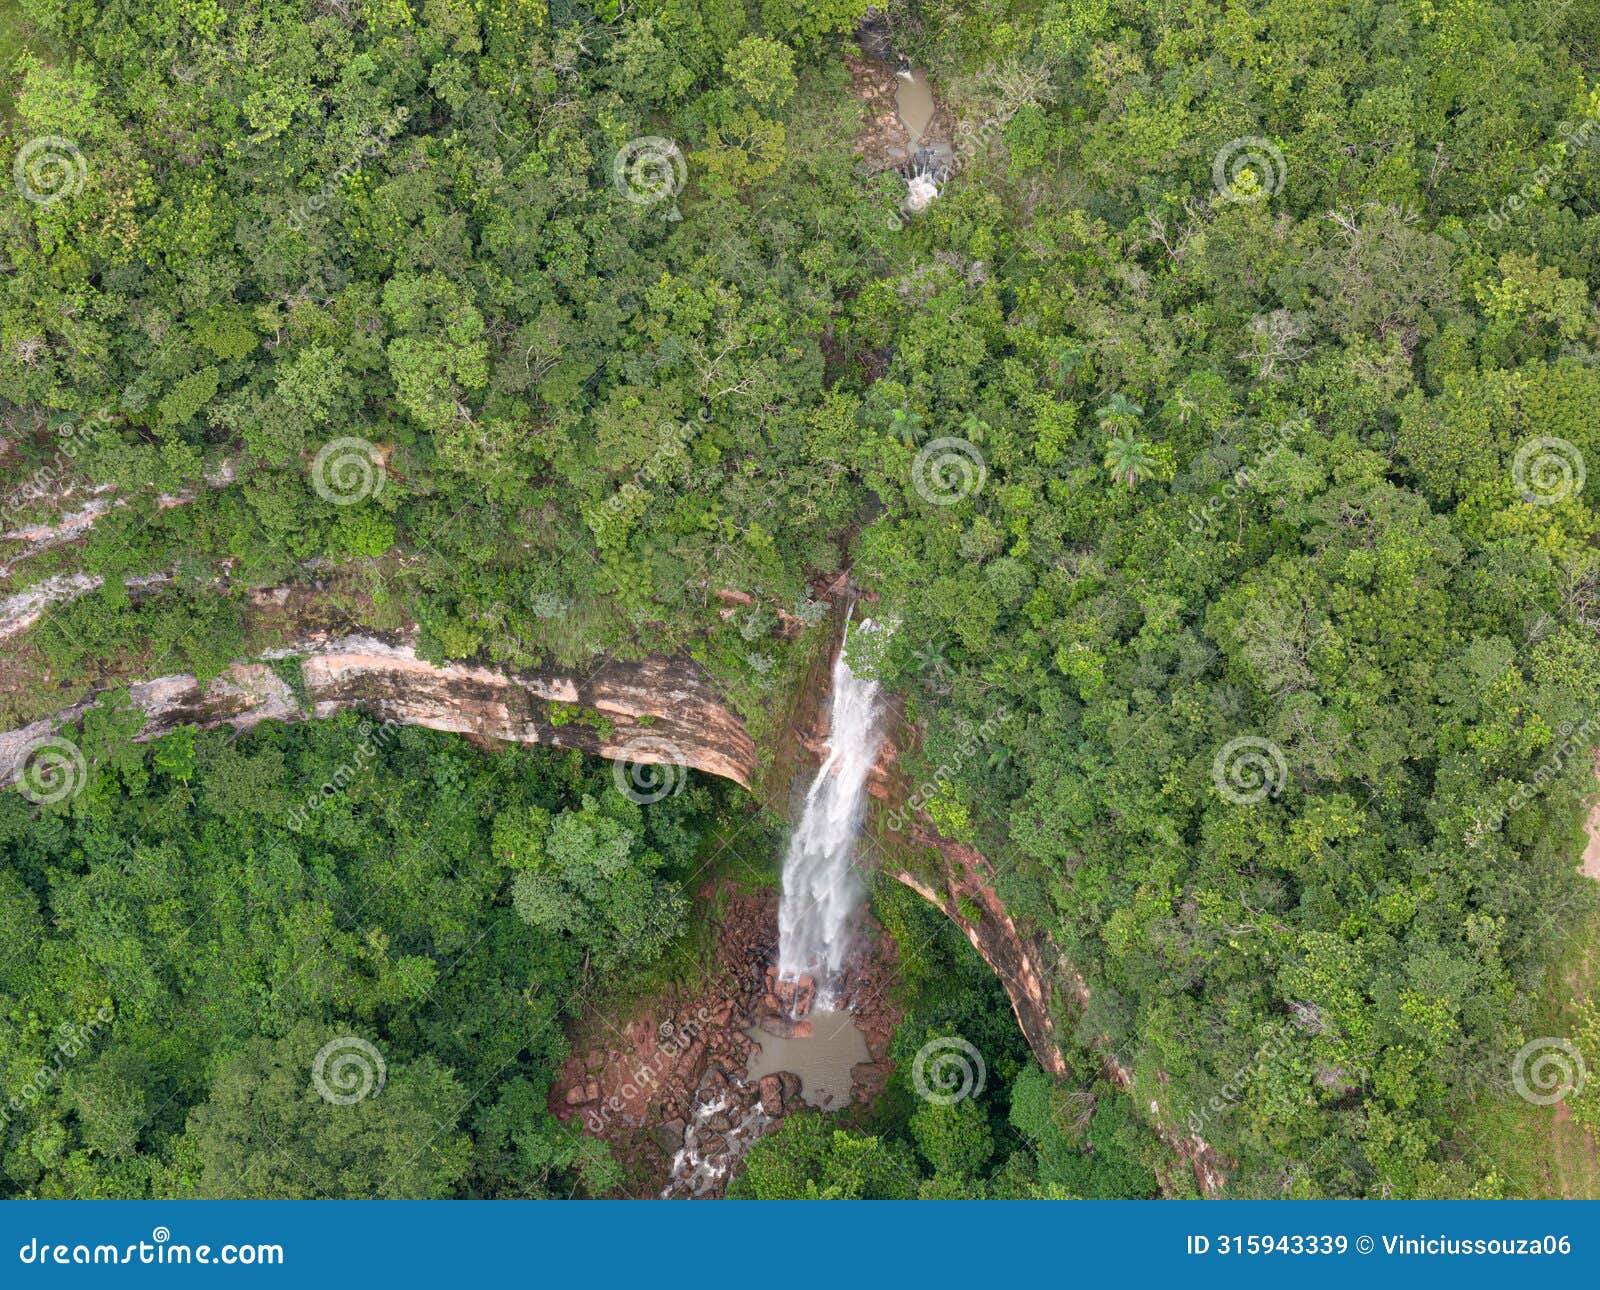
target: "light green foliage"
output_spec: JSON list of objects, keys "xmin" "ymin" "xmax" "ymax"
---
[
  {"xmin": 730, "ymin": 1115, "xmax": 919, "ymax": 1198},
  {"xmin": 180, "ymin": 1025, "xmax": 473, "ymax": 1200},
  {"xmin": 507, "ymin": 793, "xmax": 688, "ymax": 968},
  {"xmin": 909, "ymin": 1098, "xmax": 993, "ymax": 1177},
  {"xmin": 725, "ymin": 35, "xmax": 797, "ymax": 107}
]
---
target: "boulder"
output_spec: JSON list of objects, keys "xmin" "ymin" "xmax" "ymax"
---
[
  {"xmin": 758, "ymin": 1074, "xmax": 784, "ymax": 1116},
  {"xmin": 757, "ymin": 1015, "xmax": 813, "ymax": 1040},
  {"xmin": 851, "ymin": 1059, "xmax": 892, "ymax": 1103}
]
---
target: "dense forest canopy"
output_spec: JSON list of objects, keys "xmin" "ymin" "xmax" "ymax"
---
[
  {"xmin": 4, "ymin": 0, "xmax": 1600, "ymax": 1197},
  {"xmin": 0, "ymin": 717, "xmax": 725, "ymax": 1198}
]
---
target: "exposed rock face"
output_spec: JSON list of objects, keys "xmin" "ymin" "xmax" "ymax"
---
[
  {"xmin": 863, "ymin": 706, "xmax": 1231, "ymax": 1195},
  {"xmin": 0, "ymin": 600, "xmax": 1226, "ymax": 1192},
  {"xmin": 1, "ymin": 571, "xmax": 115, "ymax": 639},
  {"xmin": 0, "ymin": 630, "xmax": 757, "ymax": 791},
  {"xmin": 879, "ymin": 837, "xmax": 1067, "ymax": 1077},
  {"xmin": 0, "ymin": 463, "xmax": 236, "ymax": 599},
  {"xmin": 876, "ymin": 804, "xmax": 1229, "ymax": 1194}
]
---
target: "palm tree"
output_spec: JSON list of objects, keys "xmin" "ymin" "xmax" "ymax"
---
[
  {"xmin": 1047, "ymin": 339, "xmax": 1084, "ymax": 387},
  {"xmin": 911, "ymin": 641, "xmax": 948, "ymax": 675},
  {"xmin": 887, "ymin": 406, "xmax": 926, "ymax": 446},
  {"xmin": 1103, "ymin": 435, "xmax": 1160, "ymax": 491},
  {"xmin": 1095, "ymin": 393, "xmax": 1145, "ymax": 437}
]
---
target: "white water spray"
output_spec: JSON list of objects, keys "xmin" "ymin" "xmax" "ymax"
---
[{"xmin": 776, "ymin": 619, "xmax": 885, "ymax": 1007}]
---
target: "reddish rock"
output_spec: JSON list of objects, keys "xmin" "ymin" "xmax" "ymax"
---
[
  {"xmin": 851, "ymin": 1059, "xmax": 892, "ymax": 1104},
  {"xmin": 757, "ymin": 1015, "xmax": 813, "ymax": 1040},
  {"xmin": 545, "ymin": 879, "xmax": 904, "ymax": 1197},
  {"xmin": 772, "ymin": 972, "xmax": 815, "ymax": 1017}
]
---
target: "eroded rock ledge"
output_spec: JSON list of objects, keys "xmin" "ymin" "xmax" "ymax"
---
[
  {"xmin": 0, "ymin": 630, "xmax": 758, "ymax": 790},
  {"xmin": 0, "ymin": 624, "xmax": 1225, "ymax": 1193}
]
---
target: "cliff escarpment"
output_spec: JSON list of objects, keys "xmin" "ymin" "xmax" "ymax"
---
[
  {"xmin": 0, "ymin": 607, "xmax": 1225, "ymax": 1193},
  {"xmin": 0, "ymin": 630, "xmax": 758, "ymax": 791}
]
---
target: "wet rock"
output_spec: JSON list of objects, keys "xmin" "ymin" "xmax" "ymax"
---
[
  {"xmin": 757, "ymin": 1015, "xmax": 813, "ymax": 1040},
  {"xmin": 851, "ymin": 1059, "xmax": 893, "ymax": 1104}
]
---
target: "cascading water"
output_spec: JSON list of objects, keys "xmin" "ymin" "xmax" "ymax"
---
[{"xmin": 776, "ymin": 618, "xmax": 885, "ymax": 1010}]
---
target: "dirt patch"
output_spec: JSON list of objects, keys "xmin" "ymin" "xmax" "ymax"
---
[{"xmin": 550, "ymin": 880, "xmax": 900, "ymax": 1198}]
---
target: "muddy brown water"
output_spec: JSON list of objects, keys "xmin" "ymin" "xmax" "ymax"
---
[
  {"xmin": 745, "ymin": 1008, "xmax": 870, "ymax": 1108},
  {"xmin": 894, "ymin": 67, "xmax": 936, "ymax": 145}
]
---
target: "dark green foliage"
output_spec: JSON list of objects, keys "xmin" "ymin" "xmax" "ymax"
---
[
  {"xmin": 737, "ymin": 876, "xmax": 1162, "ymax": 1198},
  {"xmin": 0, "ymin": 714, "xmax": 727, "ymax": 1199}
]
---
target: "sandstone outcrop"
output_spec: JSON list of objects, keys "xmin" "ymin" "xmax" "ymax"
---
[{"xmin": 0, "ymin": 629, "xmax": 758, "ymax": 791}]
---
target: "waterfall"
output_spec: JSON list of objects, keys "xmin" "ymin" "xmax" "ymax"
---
[{"xmin": 776, "ymin": 618, "xmax": 885, "ymax": 1009}]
